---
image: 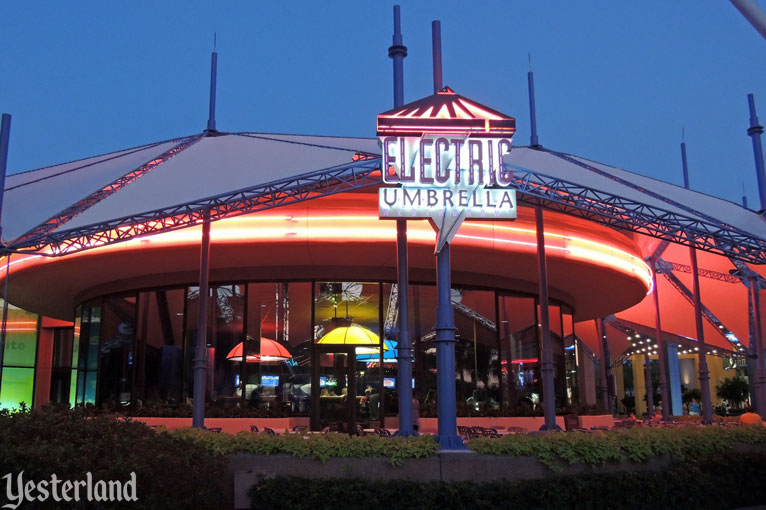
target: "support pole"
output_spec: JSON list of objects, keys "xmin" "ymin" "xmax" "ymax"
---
[
  {"xmin": 745, "ymin": 94, "xmax": 766, "ymax": 417},
  {"xmin": 643, "ymin": 351, "xmax": 655, "ymax": 418},
  {"xmin": 652, "ymin": 269, "xmax": 671, "ymax": 420},
  {"xmin": 598, "ymin": 318, "xmax": 613, "ymax": 414},
  {"xmin": 747, "ymin": 94, "xmax": 766, "ymax": 210},
  {"xmin": 434, "ymin": 244, "xmax": 462, "ymax": 448},
  {"xmin": 681, "ymin": 141, "xmax": 713, "ymax": 424},
  {"xmin": 689, "ymin": 245, "xmax": 714, "ymax": 424},
  {"xmin": 389, "ymin": 5, "xmax": 413, "ymax": 436},
  {"xmin": 536, "ymin": 207, "xmax": 557, "ymax": 429},
  {"xmin": 192, "ymin": 215, "xmax": 211, "ymax": 428},
  {"xmin": 0, "ymin": 114, "xmax": 11, "ymax": 386},
  {"xmin": 430, "ymin": 19, "xmax": 462, "ymax": 449},
  {"xmin": 596, "ymin": 319, "xmax": 610, "ymax": 412},
  {"xmin": 527, "ymin": 57, "xmax": 540, "ymax": 147},
  {"xmin": 750, "ymin": 277, "xmax": 766, "ymax": 419},
  {"xmin": 207, "ymin": 36, "xmax": 218, "ymax": 133},
  {"xmin": 0, "ymin": 114, "xmax": 10, "ymax": 230},
  {"xmin": 730, "ymin": 0, "xmax": 766, "ymax": 40},
  {"xmin": 431, "ymin": 21, "xmax": 443, "ymax": 92}
]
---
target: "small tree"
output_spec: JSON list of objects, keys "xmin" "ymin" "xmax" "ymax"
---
[
  {"xmin": 682, "ymin": 388, "xmax": 701, "ymax": 405},
  {"xmin": 716, "ymin": 376, "xmax": 750, "ymax": 409}
]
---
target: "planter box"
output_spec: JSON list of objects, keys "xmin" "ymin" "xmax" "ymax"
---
[{"xmin": 228, "ymin": 451, "xmax": 669, "ymax": 510}]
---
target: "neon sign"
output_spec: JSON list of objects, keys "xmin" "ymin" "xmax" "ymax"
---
[{"xmin": 376, "ymin": 87, "xmax": 518, "ymax": 249}]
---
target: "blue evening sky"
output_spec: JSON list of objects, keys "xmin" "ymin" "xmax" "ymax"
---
[{"xmin": 1, "ymin": 1, "xmax": 765, "ymax": 208}]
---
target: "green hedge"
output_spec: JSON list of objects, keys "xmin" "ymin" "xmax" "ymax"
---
[
  {"xmin": 467, "ymin": 425, "xmax": 766, "ymax": 470},
  {"xmin": 170, "ymin": 427, "xmax": 440, "ymax": 466},
  {"xmin": 165, "ymin": 423, "xmax": 766, "ymax": 471},
  {"xmin": 248, "ymin": 450, "xmax": 766, "ymax": 510},
  {"xmin": 0, "ymin": 406, "xmax": 226, "ymax": 509}
]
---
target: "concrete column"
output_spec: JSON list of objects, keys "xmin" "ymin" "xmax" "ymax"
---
[{"xmin": 666, "ymin": 343, "xmax": 683, "ymax": 416}]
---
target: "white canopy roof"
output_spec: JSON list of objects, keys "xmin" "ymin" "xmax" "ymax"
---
[
  {"xmin": 2, "ymin": 132, "xmax": 378, "ymax": 247},
  {"xmin": 2, "ymin": 132, "xmax": 765, "ymax": 261},
  {"xmin": 504, "ymin": 147, "xmax": 766, "ymax": 243}
]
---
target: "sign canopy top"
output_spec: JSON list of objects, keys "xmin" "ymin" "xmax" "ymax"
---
[{"xmin": 377, "ymin": 86, "xmax": 516, "ymax": 139}]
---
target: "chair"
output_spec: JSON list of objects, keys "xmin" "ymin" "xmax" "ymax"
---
[
  {"xmin": 250, "ymin": 425, "xmax": 259, "ymax": 433},
  {"xmin": 321, "ymin": 426, "xmax": 330, "ymax": 434},
  {"xmin": 563, "ymin": 414, "xmax": 580, "ymax": 431},
  {"xmin": 374, "ymin": 427, "xmax": 392, "ymax": 437},
  {"xmin": 292, "ymin": 425, "xmax": 307, "ymax": 432},
  {"xmin": 263, "ymin": 427, "xmax": 277, "ymax": 436},
  {"xmin": 481, "ymin": 428, "xmax": 501, "ymax": 438},
  {"xmin": 457, "ymin": 426, "xmax": 472, "ymax": 440}
]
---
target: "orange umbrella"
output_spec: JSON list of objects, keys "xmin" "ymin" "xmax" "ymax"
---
[{"xmin": 226, "ymin": 337, "xmax": 292, "ymax": 362}]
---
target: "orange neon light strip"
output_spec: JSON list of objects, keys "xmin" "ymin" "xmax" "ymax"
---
[{"xmin": 0, "ymin": 214, "xmax": 652, "ymax": 292}]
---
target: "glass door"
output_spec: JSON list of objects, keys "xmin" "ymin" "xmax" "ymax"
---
[{"xmin": 315, "ymin": 345, "xmax": 356, "ymax": 432}]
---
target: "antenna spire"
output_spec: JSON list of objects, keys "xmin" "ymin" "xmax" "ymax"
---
[
  {"xmin": 528, "ymin": 54, "xmax": 540, "ymax": 147},
  {"xmin": 432, "ymin": 21, "xmax": 443, "ymax": 93},
  {"xmin": 206, "ymin": 34, "xmax": 218, "ymax": 133},
  {"xmin": 743, "ymin": 182, "xmax": 749, "ymax": 208},
  {"xmin": 389, "ymin": 5, "xmax": 407, "ymax": 108}
]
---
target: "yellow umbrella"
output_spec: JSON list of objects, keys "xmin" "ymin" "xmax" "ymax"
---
[{"xmin": 317, "ymin": 325, "xmax": 389, "ymax": 354}]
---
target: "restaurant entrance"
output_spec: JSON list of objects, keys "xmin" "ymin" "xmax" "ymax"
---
[{"xmin": 312, "ymin": 345, "xmax": 357, "ymax": 433}]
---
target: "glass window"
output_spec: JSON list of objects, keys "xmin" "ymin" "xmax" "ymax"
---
[
  {"xmin": 314, "ymin": 282, "xmax": 381, "ymax": 430},
  {"xmin": 1, "ymin": 302, "xmax": 38, "ymax": 367},
  {"xmin": 562, "ymin": 308, "xmax": 578, "ymax": 406},
  {"xmin": 49, "ymin": 328, "xmax": 74, "ymax": 405},
  {"xmin": 135, "ymin": 289, "xmax": 184, "ymax": 406},
  {"xmin": 498, "ymin": 294, "xmax": 540, "ymax": 412},
  {"xmin": 98, "ymin": 295, "xmax": 137, "ymax": 406},
  {"xmin": 453, "ymin": 288, "xmax": 498, "ymax": 416},
  {"xmin": 0, "ymin": 367, "xmax": 35, "ymax": 410},
  {"xmin": 73, "ymin": 304, "xmax": 101, "ymax": 406},
  {"xmin": 244, "ymin": 283, "xmax": 312, "ymax": 416},
  {"xmin": 411, "ymin": 284, "xmax": 437, "ymax": 417},
  {"xmin": 211, "ymin": 285, "xmax": 245, "ymax": 402},
  {"xmin": 69, "ymin": 308, "xmax": 82, "ymax": 407}
]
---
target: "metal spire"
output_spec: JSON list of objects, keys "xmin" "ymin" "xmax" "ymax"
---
[
  {"xmin": 747, "ymin": 94, "xmax": 766, "ymax": 210},
  {"xmin": 528, "ymin": 54, "xmax": 540, "ymax": 147},
  {"xmin": 206, "ymin": 34, "xmax": 218, "ymax": 133}
]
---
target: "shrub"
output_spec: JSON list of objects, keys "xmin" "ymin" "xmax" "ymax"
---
[
  {"xmin": 0, "ymin": 405, "xmax": 226, "ymax": 509},
  {"xmin": 248, "ymin": 450, "xmax": 766, "ymax": 510},
  {"xmin": 467, "ymin": 425, "xmax": 766, "ymax": 471},
  {"xmin": 716, "ymin": 376, "xmax": 750, "ymax": 409},
  {"xmin": 169, "ymin": 428, "xmax": 440, "ymax": 466}
]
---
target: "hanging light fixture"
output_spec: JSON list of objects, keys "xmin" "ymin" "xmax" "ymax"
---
[
  {"xmin": 317, "ymin": 325, "xmax": 389, "ymax": 354},
  {"xmin": 226, "ymin": 337, "xmax": 292, "ymax": 362}
]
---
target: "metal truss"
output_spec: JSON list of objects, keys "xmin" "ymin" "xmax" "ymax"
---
[
  {"xmin": 384, "ymin": 283, "xmax": 398, "ymax": 332},
  {"xmin": 7, "ymin": 156, "xmax": 383, "ymax": 255},
  {"xmin": 6, "ymin": 139, "xmax": 766, "ymax": 265},
  {"xmin": 648, "ymin": 240, "xmax": 670, "ymax": 263},
  {"xmin": 504, "ymin": 162, "xmax": 766, "ymax": 264},
  {"xmin": 665, "ymin": 261, "xmax": 742, "ymax": 284},
  {"xmin": 605, "ymin": 316, "xmax": 735, "ymax": 364},
  {"xmin": 10, "ymin": 134, "xmax": 203, "ymax": 248},
  {"xmin": 662, "ymin": 271, "xmax": 748, "ymax": 354},
  {"xmin": 453, "ymin": 302, "xmax": 497, "ymax": 333}
]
